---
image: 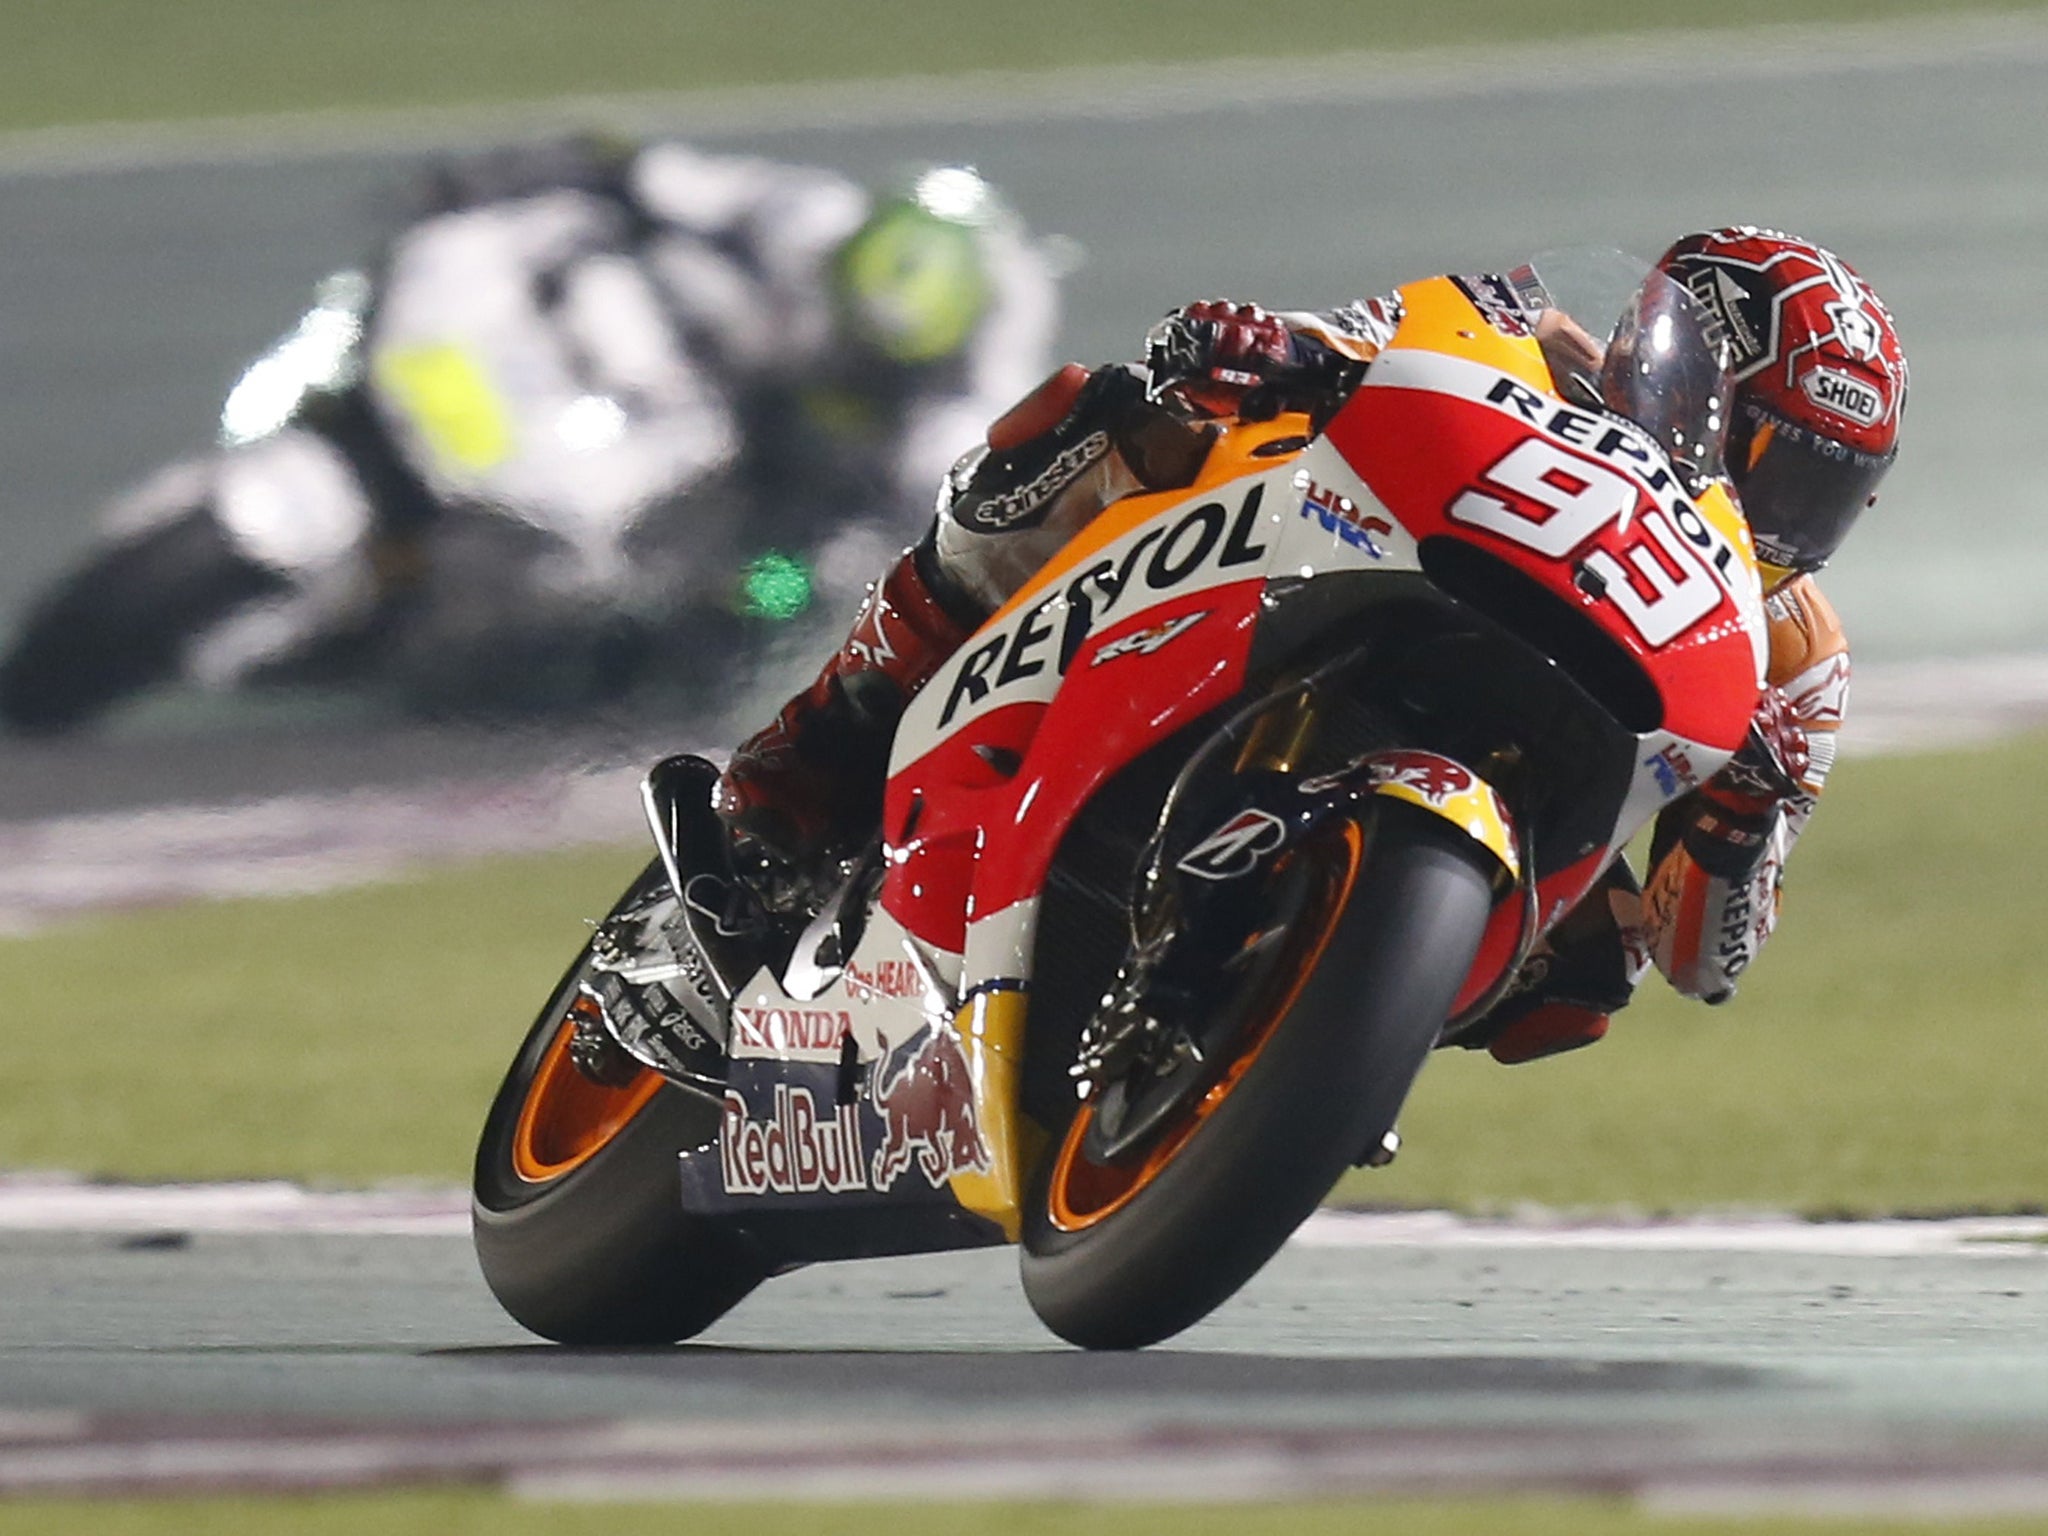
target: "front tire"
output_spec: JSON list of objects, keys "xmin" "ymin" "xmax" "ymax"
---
[
  {"xmin": 1020, "ymin": 804, "xmax": 1496, "ymax": 1350},
  {"xmin": 0, "ymin": 507, "xmax": 288, "ymax": 733},
  {"xmin": 472, "ymin": 864, "xmax": 767, "ymax": 1344}
]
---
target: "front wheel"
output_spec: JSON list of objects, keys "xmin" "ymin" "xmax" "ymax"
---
[
  {"xmin": 471, "ymin": 862, "xmax": 767, "ymax": 1344},
  {"xmin": 0, "ymin": 506, "xmax": 288, "ymax": 733},
  {"xmin": 1020, "ymin": 804, "xmax": 1497, "ymax": 1350}
]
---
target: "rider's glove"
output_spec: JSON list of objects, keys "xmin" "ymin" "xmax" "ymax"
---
[
  {"xmin": 1714, "ymin": 684, "xmax": 1813, "ymax": 810},
  {"xmin": 1667, "ymin": 684, "xmax": 1811, "ymax": 884},
  {"xmin": 1146, "ymin": 300, "xmax": 1300, "ymax": 413}
]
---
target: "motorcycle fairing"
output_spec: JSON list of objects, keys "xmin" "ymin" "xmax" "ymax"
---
[
  {"xmin": 892, "ymin": 279, "xmax": 1760, "ymax": 981},
  {"xmin": 700, "ymin": 416, "xmax": 1378, "ymax": 1241},
  {"xmin": 883, "ymin": 418, "xmax": 1413, "ymax": 959},
  {"xmin": 680, "ymin": 1034, "xmax": 1014, "ymax": 1263},
  {"xmin": 1331, "ymin": 278, "xmax": 1767, "ymax": 751}
]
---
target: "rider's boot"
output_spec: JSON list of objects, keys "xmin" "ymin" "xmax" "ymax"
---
[
  {"xmin": 1481, "ymin": 999, "xmax": 1613, "ymax": 1065},
  {"xmin": 716, "ymin": 539, "xmax": 980, "ymax": 905},
  {"xmin": 1462, "ymin": 861, "xmax": 1646, "ymax": 1065}
]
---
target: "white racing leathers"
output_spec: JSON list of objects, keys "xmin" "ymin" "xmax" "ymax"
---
[
  {"xmin": 626, "ymin": 143, "xmax": 1064, "ymax": 520},
  {"xmin": 366, "ymin": 187, "xmax": 740, "ymax": 596}
]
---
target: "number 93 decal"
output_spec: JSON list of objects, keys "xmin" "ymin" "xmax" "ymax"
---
[{"xmin": 1447, "ymin": 436, "xmax": 1734, "ymax": 648}]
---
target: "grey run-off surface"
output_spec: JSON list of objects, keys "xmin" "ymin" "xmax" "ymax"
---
[{"xmin": 3, "ymin": 1212, "xmax": 2048, "ymax": 1509}]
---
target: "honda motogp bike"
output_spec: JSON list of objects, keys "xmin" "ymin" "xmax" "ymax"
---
[{"xmin": 472, "ymin": 257, "xmax": 1766, "ymax": 1349}]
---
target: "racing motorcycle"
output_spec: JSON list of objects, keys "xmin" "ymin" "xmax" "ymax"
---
[
  {"xmin": 0, "ymin": 241, "xmax": 884, "ymax": 735},
  {"xmin": 472, "ymin": 255, "xmax": 1766, "ymax": 1350}
]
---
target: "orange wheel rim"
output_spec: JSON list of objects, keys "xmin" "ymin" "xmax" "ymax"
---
[
  {"xmin": 510, "ymin": 993, "xmax": 663, "ymax": 1182},
  {"xmin": 1046, "ymin": 820, "xmax": 1364, "ymax": 1233}
]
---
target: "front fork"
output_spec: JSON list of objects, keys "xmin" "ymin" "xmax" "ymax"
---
[
  {"xmin": 1238, "ymin": 683, "xmax": 1539, "ymax": 1034},
  {"xmin": 1077, "ymin": 676, "xmax": 1530, "ymax": 1102},
  {"xmin": 1234, "ymin": 681, "xmax": 1522, "ymax": 884}
]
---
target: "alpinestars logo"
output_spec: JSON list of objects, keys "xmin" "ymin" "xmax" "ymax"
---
[{"xmin": 960, "ymin": 431, "xmax": 1111, "ymax": 533}]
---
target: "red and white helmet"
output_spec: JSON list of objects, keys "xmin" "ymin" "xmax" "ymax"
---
[{"xmin": 1655, "ymin": 227, "xmax": 1907, "ymax": 574}]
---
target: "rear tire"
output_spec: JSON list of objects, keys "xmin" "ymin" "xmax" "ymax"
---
[
  {"xmin": 1020, "ymin": 804, "xmax": 1496, "ymax": 1350},
  {"xmin": 471, "ymin": 863, "xmax": 767, "ymax": 1344}
]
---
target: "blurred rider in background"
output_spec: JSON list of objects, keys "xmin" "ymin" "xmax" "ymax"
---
[
  {"xmin": 0, "ymin": 137, "xmax": 1062, "ymax": 729},
  {"xmin": 712, "ymin": 225, "xmax": 1907, "ymax": 1064}
]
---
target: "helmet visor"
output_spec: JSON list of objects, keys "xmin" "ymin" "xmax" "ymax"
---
[
  {"xmin": 1733, "ymin": 407, "xmax": 1894, "ymax": 573},
  {"xmin": 1597, "ymin": 270, "xmax": 1732, "ymax": 491}
]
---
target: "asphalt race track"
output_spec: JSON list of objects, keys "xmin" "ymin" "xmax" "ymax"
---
[{"xmin": 4, "ymin": 1199, "xmax": 2048, "ymax": 1510}]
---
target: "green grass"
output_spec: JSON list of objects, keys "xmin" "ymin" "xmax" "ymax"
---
[
  {"xmin": 1346, "ymin": 729, "xmax": 2048, "ymax": 1216},
  {"xmin": 0, "ymin": 842, "xmax": 647, "ymax": 1185},
  {"xmin": 7, "ymin": 0, "xmax": 2046, "ymax": 133},
  {"xmin": 2, "ymin": 732, "xmax": 2046, "ymax": 1211},
  {"xmin": 8, "ymin": 1494, "xmax": 2048, "ymax": 1536}
]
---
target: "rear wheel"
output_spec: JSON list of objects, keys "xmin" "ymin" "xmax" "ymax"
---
[
  {"xmin": 1021, "ymin": 804, "xmax": 1496, "ymax": 1350},
  {"xmin": 472, "ymin": 863, "xmax": 767, "ymax": 1344}
]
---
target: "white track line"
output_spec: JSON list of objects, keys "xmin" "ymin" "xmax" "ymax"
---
[
  {"xmin": 3, "ymin": 12, "xmax": 2046, "ymax": 177},
  {"xmin": 0, "ymin": 761, "xmax": 649, "ymax": 936},
  {"xmin": 1835, "ymin": 652, "xmax": 2048, "ymax": 754},
  {"xmin": 6, "ymin": 1411, "xmax": 2047, "ymax": 1511},
  {"xmin": 1648, "ymin": 1477, "xmax": 2048, "ymax": 1522},
  {"xmin": 0, "ymin": 1177, "xmax": 470, "ymax": 1234},
  {"xmin": 3, "ymin": 1177, "xmax": 2043, "ymax": 1252},
  {"xmin": 1294, "ymin": 1208, "xmax": 2048, "ymax": 1256}
]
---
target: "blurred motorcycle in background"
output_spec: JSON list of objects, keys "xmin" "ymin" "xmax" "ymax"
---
[{"xmin": 0, "ymin": 141, "xmax": 1066, "ymax": 733}]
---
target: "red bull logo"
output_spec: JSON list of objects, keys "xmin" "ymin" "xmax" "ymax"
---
[
  {"xmin": 720, "ymin": 1086, "xmax": 868, "ymax": 1196},
  {"xmin": 870, "ymin": 1027, "xmax": 991, "ymax": 1191},
  {"xmin": 1367, "ymin": 752, "xmax": 1474, "ymax": 805}
]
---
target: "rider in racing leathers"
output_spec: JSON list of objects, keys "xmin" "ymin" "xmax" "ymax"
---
[
  {"xmin": 714, "ymin": 227, "xmax": 1907, "ymax": 1062},
  {"xmin": 381, "ymin": 139, "xmax": 1063, "ymax": 540},
  {"xmin": 0, "ymin": 138, "xmax": 1061, "ymax": 729}
]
